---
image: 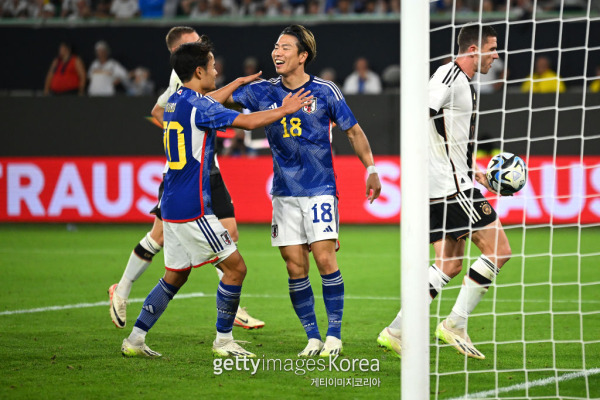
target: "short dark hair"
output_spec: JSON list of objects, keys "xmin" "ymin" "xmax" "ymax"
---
[
  {"xmin": 170, "ymin": 37, "xmax": 214, "ymax": 83},
  {"xmin": 165, "ymin": 26, "xmax": 197, "ymax": 51},
  {"xmin": 280, "ymin": 24, "xmax": 317, "ymax": 65},
  {"xmin": 457, "ymin": 24, "xmax": 497, "ymax": 53}
]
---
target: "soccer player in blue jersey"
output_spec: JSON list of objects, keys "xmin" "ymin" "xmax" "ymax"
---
[
  {"xmin": 120, "ymin": 39, "xmax": 313, "ymax": 358},
  {"xmin": 213, "ymin": 25, "xmax": 381, "ymax": 357},
  {"xmin": 109, "ymin": 26, "xmax": 265, "ymax": 331}
]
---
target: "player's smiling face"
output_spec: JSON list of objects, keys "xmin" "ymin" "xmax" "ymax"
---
[
  {"xmin": 272, "ymin": 34, "xmax": 305, "ymax": 76},
  {"xmin": 478, "ymin": 36, "xmax": 499, "ymax": 74}
]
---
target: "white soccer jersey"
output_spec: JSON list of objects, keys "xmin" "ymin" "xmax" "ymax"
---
[
  {"xmin": 156, "ymin": 69, "xmax": 183, "ymax": 108},
  {"xmin": 428, "ymin": 61, "xmax": 477, "ymax": 199}
]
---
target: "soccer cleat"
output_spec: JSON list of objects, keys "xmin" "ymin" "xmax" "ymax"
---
[
  {"xmin": 435, "ymin": 319, "xmax": 485, "ymax": 360},
  {"xmin": 319, "ymin": 336, "xmax": 343, "ymax": 357},
  {"xmin": 108, "ymin": 284, "xmax": 127, "ymax": 329},
  {"xmin": 212, "ymin": 339, "xmax": 256, "ymax": 358},
  {"xmin": 121, "ymin": 338, "xmax": 162, "ymax": 358},
  {"xmin": 377, "ymin": 327, "xmax": 401, "ymax": 358},
  {"xmin": 233, "ymin": 307, "xmax": 265, "ymax": 330},
  {"xmin": 298, "ymin": 338, "xmax": 323, "ymax": 357}
]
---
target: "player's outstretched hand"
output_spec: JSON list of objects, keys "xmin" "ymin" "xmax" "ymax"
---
[
  {"xmin": 281, "ymin": 89, "xmax": 313, "ymax": 114},
  {"xmin": 366, "ymin": 173, "xmax": 382, "ymax": 204},
  {"xmin": 475, "ymin": 170, "xmax": 509, "ymax": 196},
  {"xmin": 236, "ymin": 71, "xmax": 263, "ymax": 86}
]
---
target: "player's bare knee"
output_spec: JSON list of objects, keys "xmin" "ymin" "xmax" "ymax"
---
[
  {"xmin": 314, "ymin": 256, "xmax": 338, "ymax": 275},
  {"xmin": 442, "ymin": 259, "xmax": 463, "ymax": 278},
  {"xmin": 149, "ymin": 222, "xmax": 164, "ymax": 246},
  {"xmin": 497, "ymin": 242, "xmax": 512, "ymax": 267},
  {"xmin": 286, "ymin": 261, "xmax": 307, "ymax": 279},
  {"xmin": 164, "ymin": 269, "xmax": 190, "ymax": 288}
]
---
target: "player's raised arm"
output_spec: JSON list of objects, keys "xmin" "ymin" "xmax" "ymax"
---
[
  {"xmin": 207, "ymin": 71, "xmax": 262, "ymax": 106},
  {"xmin": 151, "ymin": 103, "xmax": 165, "ymax": 126},
  {"xmin": 231, "ymin": 89, "xmax": 313, "ymax": 130},
  {"xmin": 345, "ymin": 123, "xmax": 382, "ymax": 203}
]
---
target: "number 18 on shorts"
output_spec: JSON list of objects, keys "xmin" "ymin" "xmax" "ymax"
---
[{"xmin": 271, "ymin": 195, "xmax": 339, "ymax": 247}]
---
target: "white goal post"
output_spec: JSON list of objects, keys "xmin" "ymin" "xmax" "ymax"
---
[
  {"xmin": 401, "ymin": 1, "xmax": 600, "ymax": 399},
  {"xmin": 400, "ymin": 1, "xmax": 430, "ymax": 399}
]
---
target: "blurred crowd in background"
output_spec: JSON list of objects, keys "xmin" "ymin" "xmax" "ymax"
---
[
  {"xmin": 44, "ymin": 40, "xmax": 403, "ymax": 97},
  {"xmin": 1, "ymin": 0, "xmax": 595, "ymax": 20}
]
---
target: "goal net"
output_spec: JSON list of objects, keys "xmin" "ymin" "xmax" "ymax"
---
[{"xmin": 407, "ymin": 1, "xmax": 600, "ymax": 399}]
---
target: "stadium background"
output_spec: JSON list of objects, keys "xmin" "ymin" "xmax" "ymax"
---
[
  {"xmin": 1, "ymin": 18, "xmax": 599, "ymax": 224},
  {"xmin": 1, "ymin": 13, "xmax": 599, "ymax": 400}
]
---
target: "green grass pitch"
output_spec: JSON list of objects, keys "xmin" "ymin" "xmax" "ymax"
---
[{"xmin": 0, "ymin": 224, "xmax": 598, "ymax": 399}]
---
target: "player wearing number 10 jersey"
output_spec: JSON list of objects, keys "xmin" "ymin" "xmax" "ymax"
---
[
  {"xmin": 120, "ymin": 39, "xmax": 312, "ymax": 359},
  {"xmin": 215, "ymin": 25, "xmax": 382, "ymax": 357}
]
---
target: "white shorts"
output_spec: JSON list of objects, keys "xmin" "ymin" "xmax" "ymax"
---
[
  {"xmin": 163, "ymin": 215, "xmax": 237, "ymax": 271},
  {"xmin": 271, "ymin": 195, "xmax": 339, "ymax": 247}
]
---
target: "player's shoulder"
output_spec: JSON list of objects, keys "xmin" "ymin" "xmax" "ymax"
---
[
  {"xmin": 431, "ymin": 62, "xmax": 463, "ymax": 87},
  {"xmin": 312, "ymin": 77, "xmax": 344, "ymax": 101},
  {"xmin": 246, "ymin": 77, "xmax": 280, "ymax": 89},
  {"xmin": 185, "ymin": 91, "xmax": 219, "ymax": 107}
]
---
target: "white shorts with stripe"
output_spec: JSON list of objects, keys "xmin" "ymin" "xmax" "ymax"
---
[
  {"xmin": 271, "ymin": 195, "xmax": 339, "ymax": 247},
  {"xmin": 163, "ymin": 214, "xmax": 236, "ymax": 271}
]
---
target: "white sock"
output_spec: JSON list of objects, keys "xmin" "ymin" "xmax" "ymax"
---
[
  {"xmin": 387, "ymin": 265, "xmax": 452, "ymax": 336},
  {"xmin": 388, "ymin": 310, "xmax": 402, "ymax": 336},
  {"xmin": 215, "ymin": 267, "xmax": 224, "ymax": 280},
  {"xmin": 449, "ymin": 255, "xmax": 499, "ymax": 329},
  {"xmin": 216, "ymin": 330, "xmax": 233, "ymax": 342},
  {"xmin": 116, "ymin": 233, "xmax": 162, "ymax": 299},
  {"xmin": 128, "ymin": 326, "xmax": 147, "ymax": 345},
  {"xmin": 429, "ymin": 264, "xmax": 451, "ymax": 300}
]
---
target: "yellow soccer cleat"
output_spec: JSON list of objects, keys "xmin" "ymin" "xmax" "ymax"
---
[
  {"xmin": 377, "ymin": 327, "xmax": 401, "ymax": 358},
  {"xmin": 435, "ymin": 319, "xmax": 485, "ymax": 360}
]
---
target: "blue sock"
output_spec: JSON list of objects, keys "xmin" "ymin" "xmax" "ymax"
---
[
  {"xmin": 134, "ymin": 278, "xmax": 179, "ymax": 332},
  {"xmin": 289, "ymin": 276, "xmax": 321, "ymax": 340},
  {"xmin": 216, "ymin": 281, "xmax": 241, "ymax": 333},
  {"xmin": 321, "ymin": 270, "xmax": 344, "ymax": 339}
]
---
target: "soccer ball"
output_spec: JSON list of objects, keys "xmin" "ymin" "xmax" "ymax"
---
[{"xmin": 485, "ymin": 152, "xmax": 527, "ymax": 195}]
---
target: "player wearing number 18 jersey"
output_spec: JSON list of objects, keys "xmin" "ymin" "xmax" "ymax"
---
[
  {"xmin": 233, "ymin": 75, "xmax": 356, "ymax": 198},
  {"xmin": 218, "ymin": 25, "xmax": 381, "ymax": 357}
]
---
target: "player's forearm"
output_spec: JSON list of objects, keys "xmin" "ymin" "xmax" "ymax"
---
[
  {"xmin": 231, "ymin": 108, "xmax": 286, "ymax": 130},
  {"xmin": 151, "ymin": 104, "xmax": 165, "ymax": 126},
  {"xmin": 206, "ymin": 81, "xmax": 238, "ymax": 105},
  {"xmin": 346, "ymin": 124, "xmax": 376, "ymax": 168}
]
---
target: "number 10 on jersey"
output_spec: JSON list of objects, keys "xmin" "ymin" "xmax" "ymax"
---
[{"xmin": 163, "ymin": 121, "xmax": 186, "ymax": 170}]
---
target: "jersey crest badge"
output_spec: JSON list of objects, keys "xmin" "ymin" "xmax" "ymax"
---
[
  {"xmin": 177, "ymin": 89, "xmax": 183, "ymax": 95},
  {"xmin": 221, "ymin": 232, "xmax": 232, "ymax": 246},
  {"xmin": 302, "ymin": 98, "xmax": 317, "ymax": 114},
  {"xmin": 271, "ymin": 224, "xmax": 278, "ymax": 238},
  {"xmin": 481, "ymin": 202, "xmax": 492, "ymax": 215}
]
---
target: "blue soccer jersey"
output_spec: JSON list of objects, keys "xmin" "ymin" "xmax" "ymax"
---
[
  {"xmin": 233, "ymin": 75, "xmax": 357, "ymax": 197},
  {"xmin": 161, "ymin": 87, "xmax": 239, "ymax": 222}
]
